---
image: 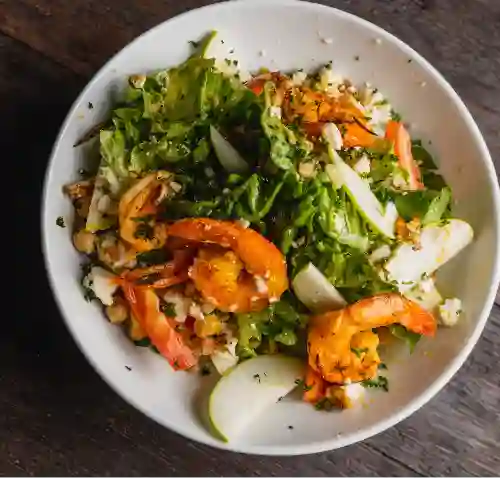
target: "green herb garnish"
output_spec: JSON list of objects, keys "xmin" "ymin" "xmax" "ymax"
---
[
  {"xmin": 361, "ymin": 376, "xmax": 389, "ymax": 392},
  {"xmin": 161, "ymin": 303, "xmax": 176, "ymax": 317},
  {"xmin": 56, "ymin": 216, "xmax": 65, "ymax": 228}
]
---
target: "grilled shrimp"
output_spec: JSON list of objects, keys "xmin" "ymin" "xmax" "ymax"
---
[
  {"xmin": 118, "ymin": 171, "xmax": 176, "ymax": 252},
  {"xmin": 167, "ymin": 218, "xmax": 288, "ymax": 313},
  {"xmin": 122, "ymin": 283, "xmax": 198, "ymax": 370},
  {"xmin": 308, "ymin": 293, "xmax": 436, "ymax": 384}
]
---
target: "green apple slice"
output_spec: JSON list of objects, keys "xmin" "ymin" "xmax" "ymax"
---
[
  {"xmin": 208, "ymin": 355, "xmax": 305, "ymax": 442},
  {"xmin": 325, "ymin": 154, "xmax": 397, "ymax": 238},
  {"xmin": 385, "ymin": 219, "xmax": 473, "ymax": 292},
  {"xmin": 292, "ymin": 262, "xmax": 347, "ymax": 312}
]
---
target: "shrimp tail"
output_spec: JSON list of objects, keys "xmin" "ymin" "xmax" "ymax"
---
[{"xmin": 348, "ymin": 294, "xmax": 436, "ymax": 337}]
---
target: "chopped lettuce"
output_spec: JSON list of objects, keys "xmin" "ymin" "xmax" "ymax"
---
[
  {"xmin": 394, "ymin": 186, "xmax": 452, "ymax": 223},
  {"xmin": 261, "ymin": 82, "xmax": 312, "ymax": 171},
  {"xmin": 236, "ymin": 295, "xmax": 307, "ymax": 358}
]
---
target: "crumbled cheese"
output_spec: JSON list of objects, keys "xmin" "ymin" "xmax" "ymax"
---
[
  {"xmin": 211, "ymin": 339, "xmax": 239, "ymax": 375},
  {"xmin": 270, "ymin": 106, "xmax": 282, "ymax": 118},
  {"xmin": 318, "ymin": 66, "xmax": 344, "ymax": 93},
  {"xmin": 322, "ymin": 122, "xmax": 343, "ymax": 150},
  {"xmin": 254, "ymin": 275, "xmax": 268, "ymax": 294},
  {"xmin": 438, "ymin": 298, "xmax": 462, "ymax": 327},
  {"xmin": 420, "ymin": 277, "xmax": 435, "ymax": 294},
  {"xmin": 357, "ymin": 85, "xmax": 392, "ymax": 136},
  {"xmin": 188, "ymin": 303, "xmax": 204, "ymax": 321},
  {"xmin": 298, "ymin": 162, "xmax": 317, "ymax": 178},
  {"xmin": 291, "ymin": 70, "xmax": 307, "ymax": 86},
  {"xmin": 84, "ymin": 266, "xmax": 118, "ymax": 306},
  {"xmin": 163, "ymin": 292, "xmax": 191, "ymax": 322},
  {"xmin": 214, "ymin": 58, "xmax": 251, "ymax": 83},
  {"xmin": 353, "ymin": 155, "xmax": 371, "ymax": 175},
  {"xmin": 343, "ymin": 382, "xmax": 366, "ymax": 402}
]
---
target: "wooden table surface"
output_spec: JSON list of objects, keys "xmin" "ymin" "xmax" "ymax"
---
[{"xmin": 3, "ymin": 0, "xmax": 500, "ymax": 477}]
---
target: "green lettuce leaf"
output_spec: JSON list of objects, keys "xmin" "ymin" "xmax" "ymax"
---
[
  {"xmin": 261, "ymin": 82, "xmax": 312, "ymax": 171},
  {"xmin": 394, "ymin": 186, "xmax": 452, "ymax": 223}
]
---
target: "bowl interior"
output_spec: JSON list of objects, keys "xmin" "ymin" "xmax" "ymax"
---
[{"xmin": 42, "ymin": 0, "xmax": 500, "ymax": 455}]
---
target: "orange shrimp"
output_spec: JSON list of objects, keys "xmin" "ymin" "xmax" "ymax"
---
[
  {"xmin": 385, "ymin": 121, "xmax": 424, "ymax": 190},
  {"xmin": 121, "ymin": 249, "xmax": 194, "ymax": 289},
  {"xmin": 118, "ymin": 171, "xmax": 175, "ymax": 252},
  {"xmin": 308, "ymin": 293, "xmax": 436, "ymax": 384},
  {"xmin": 122, "ymin": 283, "xmax": 198, "ymax": 370},
  {"xmin": 303, "ymin": 366, "xmax": 327, "ymax": 404},
  {"xmin": 167, "ymin": 218, "xmax": 288, "ymax": 313}
]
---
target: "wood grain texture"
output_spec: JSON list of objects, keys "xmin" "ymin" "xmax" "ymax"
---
[{"xmin": 1, "ymin": 0, "xmax": 500, "ymax": 477}]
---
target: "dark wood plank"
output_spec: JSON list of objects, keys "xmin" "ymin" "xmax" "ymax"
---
[
  {"xmin": 0, "ymin": 0, "xmax": 217, "ymax": 76},
  {"xmin": 1, "ymin": 0, "xmax": 500, "ymax": 477}
]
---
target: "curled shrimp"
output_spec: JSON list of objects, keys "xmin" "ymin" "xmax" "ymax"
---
[
  {"xmin": 308, "ymin": 293, "xmax": 436, "ymax": 384},
  {"xmin": 119, "ymin": 171, "xmax": 176, "ymax": 252},
  {"xmin": 167, "ymin": 218, "xmax": 288, "ymax": 313}
]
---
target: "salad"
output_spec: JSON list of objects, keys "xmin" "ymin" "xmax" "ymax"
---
[{"xmin": 62, "ymin": 32, "xmax": 473, "ymax": 442}]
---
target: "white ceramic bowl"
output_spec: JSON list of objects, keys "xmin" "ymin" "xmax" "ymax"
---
[{"xmin": 42, "ymin": 0, "xmax": 500, "ymax": 455}]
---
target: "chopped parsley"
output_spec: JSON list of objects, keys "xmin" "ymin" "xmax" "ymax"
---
[
  {"xmin": 136, "ymin": 248, "xmax": 169, "ymax": 268},
  {"xmin": 189, "ymin": 40, "xmax": 200, "ymax": 49},
  {"xmin": 253, "ymin": 373, "xmax": 261, "ymax": 383},
  {"xmin": 83, "ymin": 282, "xmax": 96, "ymax": 302},
  {"xmin": 125, "ymin": 365, "xmax": 132, "ymax": 371},
  {"xmin": 294, "ymin": 378, "xmax": 313, "ymax": 392},
  {"xmin": 201, "ymin": 365, "xmax": 211, "ymax": 376},
  {"xmin": 88, "ymin": 101, "xmax": 94, "ymax": 109},
  {"xmin": 391, "ymin": 110, "xmax": 403, "ymax": 122},
  {"xmin": 134, "ymin": 338, "xmax": 152, "ymax": 347},
  {"xmin": 161, "ymin": 302, "xmax": 176, "ymax": 317},
  {"xmin": 288, "ymin": 425, "xmax": 294, "ymax": 430},
  {"xmin": 378, "ymin": 363, "xmax": 388, "ymax": 370},
  {"xmin": 56, "ymin": 216, "xmax": 65, "ymax": 228},
  {"xmin": 361, "ymin": 375, "xmax": 389, "ymax": 392},
  {"xmin": 315, "ymin": 398, "xmax": 334, "ymax": 411}
]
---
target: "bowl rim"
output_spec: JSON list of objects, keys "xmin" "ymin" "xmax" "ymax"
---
[{"xmin": 41, "ymin": 0, "xmax": 500, "ymax": 456}]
